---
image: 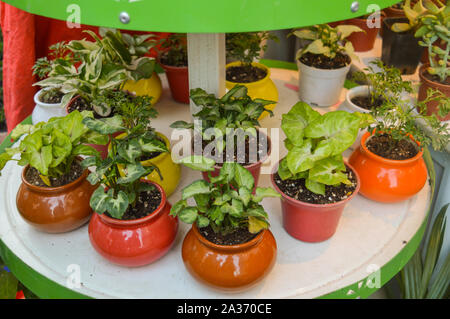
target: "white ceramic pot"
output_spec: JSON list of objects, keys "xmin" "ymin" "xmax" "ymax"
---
[
  {"xmin": 338, "ymin": 85, "xmax": 371, "ymax": 113},
  {"xmin": 297, "ymin": 59, "xmax": 351, "ymax": 107},
  {"xmin": 32, "ymin": 89, "xmax": 66, "ymax": 124}
]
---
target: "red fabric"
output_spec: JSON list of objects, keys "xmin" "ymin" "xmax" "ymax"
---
[{"xmin": 0, "ymin": 3, "xmax": 169, "ymax": 132}]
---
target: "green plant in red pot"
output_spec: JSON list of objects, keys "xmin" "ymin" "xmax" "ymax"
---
[
  {"xmin": 158, "ymin": 33, "xmax": 189, "ymax": 104},
  {"xmin": 271, "ymin": 102, "xmax": 372, "ymax": 242},
  {"xmin": 170, "ymin": 85, "xmax": 274, "ymax": 189},
  {"xmin": 0, "ymin": 110, "xmax": 108, "ymax": 233},
  {"xmin": 170, "ymin": 155, "xmax": 279, "ymax": 291},
  {"xmin": 82, "ymin": 104, "xmax": 178, "ymax": 267}
]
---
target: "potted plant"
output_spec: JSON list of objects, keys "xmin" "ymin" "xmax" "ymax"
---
[
  {"xmin": 349, "ymin": 87, "xmax": 450, "ymax": 203},
  {"xmin": 170, "ymin": 156, "xmax": 279, "ymax": 291},
  {"xmin": 0, "ymin": 110, "xmax": 108, "ymax": 233},
  {"xmin": 158, "ymin": 33, "xmax": 189, "ymax": 104},
  {"xmin": 103, "ymin": 90, "xmax": 181, "ymax": 196},
  {"xmin": 170, "ymin": 85, "xmax": 274, "ymax": 188},
  {"xmin": 81, "ymin": 110, "xmax": 178, "ymax": 267},
  {"xmin": 414, "ymin": 0, "xmax": 449, "ymax": 121},
  {"xmin": 225, "ymin": 32, "xmax": 278, "ymax": 119},
  {"xmin": 381, "ymin": 0, "xmax": 427, "ymax": 74},
  {"xmin": 271, "ymin": 102, "xmax": 371, "ymax": 242},
  {"xmin": 338, "ymin": 11, "xmax": 383, "ymax": 52},
  {"xmin": 291, "ymin": 23, "xmax": 363, "ymax": 107}
]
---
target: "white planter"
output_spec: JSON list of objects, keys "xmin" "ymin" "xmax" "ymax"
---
[
  {"xmin": 338, "ymin": 85, "xmax": 371, "ymax": 113},
  {"xmin": 32, "ymin": 89, "xmax": 66, "ymax": 124},
  {"xmin": 297, "ymin": 59, "xmax": 351, "ymax": 107}
]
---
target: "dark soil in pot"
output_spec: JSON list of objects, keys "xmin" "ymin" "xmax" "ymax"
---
[
  {"xmin": 366, "ymin": 134, "xmax": 419, "ymax": 160},
  {"xmin": 160, "ymin": 51, "xmax": 188, "ymax": 67},
  {"xmin": 273, "ymin": 167, "xmax": 358, "ymax": 205},
  {"xmin": 106, "ymin": 187, "xmax": 162, "ymax": 220},
  {"xmin": 300, "ymin": 52, "xmax": 350, "ymax": 69},
  {"xmin": 67, "ymin": 97, "xmax": 117, "ymax": 119},
  {"xmin": 351, "ymin": 95, "xmax": 384, "ymax": 110},
  {"xmin": 25, "ymin": 160, "xmax": 84, "ymax": 187},
  {"xmin": 39, "ymin": 90, "xmax": 64, "ymax": 104},
  {"xmin": 199, "ymin": 225, "xmax": 259, "ymax": 245},
  {"xmin": 422, "ymin": 71, "xmax": 450, "ymax": 86},
  {"xmin": 226, "ymin": 65, "xmax": 267, "ymax": 83}
]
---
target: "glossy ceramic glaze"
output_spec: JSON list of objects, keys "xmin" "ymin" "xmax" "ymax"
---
[
  {"xmin": 418, "ymin": 64, "xmax": 450, "ymax": 122},
  {"xmin": 122, "ymin": 72, "xmax": 163, "ymax": 105},
  {"xmin": 182, "ymin": 224, "xmax": 277, "ymax": 291},
  {"xmin": 16, "ymin": 162, "xmax": 96, "ymax": 233},
  {"xmin": 349, "ymin": 131, "xmax": 428, "ymax": 203},
  {"xmin": 160, "ymin": 61, "xmax": 189, "ymax": 104},
  {"xmin": 32, "ymin": 89, "xmax": 66, "ymax": 125},
  {"xmin": 271, "ymin": 161, "xmax": 360, "ymax": 243},
  {"xmin": 114, "ymin": 132, "xmax": 181, "ymax": 197},
  {"xmin": 226, "ymin": 62, "xmax": 278, "ymax": 120},
  {"xmin": 88, "ymin": 181, "xmax": 178, "ymax": 267}
]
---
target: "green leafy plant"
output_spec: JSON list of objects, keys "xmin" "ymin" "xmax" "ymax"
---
[
  {"xmin": 396, "ymin": 203, "xmax": 449, "ymax": 298},
  {"xmin": 170, "ymin": 156, "xmax": 280, "ymax": 235},
  {"xmin": 170, "ymin": 85, "xmax": 274, "ymax": 155},
  {"xmin": 0, "ymin": 110, "xmax": 108, "ymax": 186},
  {"xmin": 158, "ymin": 33, "xmax": 188, "ymax": 67},
  {"xmin": 391, "ymin": 0, "xmax": 429, "ymax": 32},
  {"xmin": 81, "ymin": 91, "xmax": 167, "ymax": 219},
  {"xmin": 277, "ymin": 102, "xmax": 373, "ymax": 195},
  {"xmin": 291, "ymin": 24, "xmax": 363, "ymax": 62},
  {"xmin": 226, "ymin": 31, "xmax": 277, "ymax": 65},
  {"xmin": 414, "ymin": 0, "xmax": 449, "ymax": 82}
]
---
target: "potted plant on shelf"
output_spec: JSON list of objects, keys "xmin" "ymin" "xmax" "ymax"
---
[
  {"xmin": 291, "ymin": 23, "xmax": 363, "ymax": 107},
  {"xmin": 414, "ymin": 0, "xmax": 449, "ymax": 121},
  {"xmin": 349, "ymin": 87, "xmax": 450, "ymax": 203},
  {"xmin": 271, "ymin": 102, "xmax": 372, "ymax": 242},
  {"xmin": 170, "ymin": 156, "xmax": 279, "ymax": 291},
  {"xmin": 0, "ymin": 110, "xmax": 108, "ymax": 233},
  {"xmin": 81, "ymin": 109, "xmax": 178, "ymax": 267},
  {"xmin": 157, "ymin": 33, "xmax": 189, "ymax": 104},
  {"xmin": 381, "ymin": 0, "xmax": 427, "ymax": 74},
  {"xmin": 170, "ymin": 85, "xmax": 274, "ymax": 188},
  {"xmin": 225, "ymin": 32, "xmax": 278, "ymax": 119}
]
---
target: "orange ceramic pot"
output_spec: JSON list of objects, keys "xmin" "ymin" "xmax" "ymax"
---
[
  {"xmin": 16, "ymin": 161, "xmax": 96, "ymax": 233},
  {"xmin": 182, "ymin": 224, "xmax": 277, "ymax": 291},
  {"xmin": 418, "ymin": 64, "xmax": 450, "ymax": 122},
  {"xmin": 88, "ymin": 181, "xmax": 178, "ymax": 267},
  {"xmin": 349, "ymin": 132, "xmax": 428, "ymax": 203}
]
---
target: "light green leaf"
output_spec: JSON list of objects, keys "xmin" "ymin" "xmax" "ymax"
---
[
  {"xmin": 178, "ymin": 155, "xmax": 215, "ymax": 172},
  {"xmin": 281, "ymin": 102, "xmax": 321, "ymax": 146},
  {"xmin": 308, "ymin": 156, "xmax": 349, "ymax": 186},
  {"xmin": 179, "ymin": 207, "xmax": 198, "ymax": 224},
  {"xmin": 182, "ymin": 180, "xmax": 211, "ymax": 200},
  {"xmin": 234, "ymin": 164, "xmax": 254, "ymax": 190},
  {"xmin": 253, "ymin": 187, "xmax": 281, "ymax": 202},
  {"xmin": 305, "ymin": 178, "xmax": 325, "ymax": 195},
  {"xmin": 105, "ymin": 189, "xmax": 129, "ymax": 219}
]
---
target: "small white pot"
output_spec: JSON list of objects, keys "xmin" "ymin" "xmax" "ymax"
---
[
  {"xmin": 297, "ymin": 59, "xmax": 351, "ymax": 107},
  {"xmin": 32, "ymin": 89, "xmax": 66, "ymax": 124},
  {"xmin": 338, "ymin": 85, "xmax": 371, "ymax": 113}
]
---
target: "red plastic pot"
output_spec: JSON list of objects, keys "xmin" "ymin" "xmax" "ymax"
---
[
  {"xmin": 345, "ymin": 18, "xmax": 380, "ymax": 52},
  {"xmin": 271, "ymin": 161, "xmax": 360, "ymax": 243},
  {"xmin": 88, "ymin": 181, "xmax": 178, "ymax": 267},
  {"xmin": 159, "ymin": 60, "xmax": 189, "ymax": 104}
]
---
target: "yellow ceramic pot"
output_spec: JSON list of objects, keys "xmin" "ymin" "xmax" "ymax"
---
[
  {"xmin": 122, "ymin": 72, "xmax": 162, "ymax": 105},
  {"xmin": 114, "ymin": 132, "xmax": 181, "ymax": 197},
  {"xmin": 225, "ymin": 62, "xmax": 278, "ymax": 120}
]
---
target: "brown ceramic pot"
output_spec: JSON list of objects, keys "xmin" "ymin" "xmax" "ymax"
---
[
  {"xmin": 16, "ymin": 159, "xmax": 97, "ymax": 233},
  {"xmin": 181, "ymin": 224, "xmax": 277, "ymax": 291},
  {"xmin": 418, "ymin": 64, "xmax": 450, "ymax": 122}
]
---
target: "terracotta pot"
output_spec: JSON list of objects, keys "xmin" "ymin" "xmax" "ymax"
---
[
  {"xmin": 182, "ymin": 224, "xmax": 277, "ymax": 291},
  {"xmin": 16, "ymin": 159, "xmax": 96, "ymax": 233},
  {"xmin": 159, "ymin": 59, "xmax": 189, "ymax": 104},
  {"xmin": 345, "ymin": 18, "xmax": 380, "ymax": 52},
  {"xmin": 271, "ymin": 161, "xmax": 360, "ymax": 243},
  {"xmin": 88, "ymin": 181, "xmax": 178, "ymax": 267},
  {"xmin": 418, "ymin": 64, "xmax": 450, "ymax": 122},
  {"xmin": 200, "ymin": 132, "xmax": 271, "ymax": 189},
  {"xmin": 348, "ymin": 131, "xmax": 428, "ymax": 203}
]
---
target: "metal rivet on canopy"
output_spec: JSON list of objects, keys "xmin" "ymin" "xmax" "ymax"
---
[
  {"xmin": 350, "ymin": 1, "xmax": 359, "ymax": 13},
  {"xmin": 119, "ymin": 12, "xmax": 130, "ymax": 24}
]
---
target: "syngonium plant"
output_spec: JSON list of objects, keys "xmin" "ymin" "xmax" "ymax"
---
[
  {"xmin": 277, "ymin": 102, "xmax": 373, "ymax": 195},
  {"xmin": 34, "ymin": 28, "xmax": 156, "ymax": 117},
  {"xmin": 170, "ymin": 85, "xmax": 274, "ymax": 156},
  {"xmin": 291, "ymin": 24, "xmax": 363, "ymax": 63},
  {"xmin": 170, "ymin": 156, "xmax": 280, "ymax": 235},
  {"xmin": 81, "ymin": 91, "xmax": 168, "ymax": 219},
  {"xmin": 0, "ymin": 110, "xmax": 108, "ymax": 187}
]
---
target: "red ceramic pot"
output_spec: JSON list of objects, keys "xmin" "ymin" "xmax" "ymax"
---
[
  {"xmin": 271, "ymin": 161, "xmax": 360, "ymax": 243},
  {"xmin": 201, "ymin": 132, "xmax": 271, "ymax": 189},
  {"xmin": 345, "ymin": 18, "xmax": 380, "ymax": 52},
  {"xmin": 16, "ymin": 158, "xmax": 96, "ymax": 233},
  {"xmin": 159, "ymin": 59, "xmax": 189, "ymax": 104},
  {"xmin": 349, "ymin": 131, "xmax": 428, "ymax": 203},
  {"xmin": 88, "ymin": 181, "xmax": 178, "ymax": 267},
  {"xmin": 418, "ymin": 64, "xmax": 450, "ymax": 122},
  {"xmin": 182, "ymin": 224, "xmax": 277, "ymax": 291}
]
